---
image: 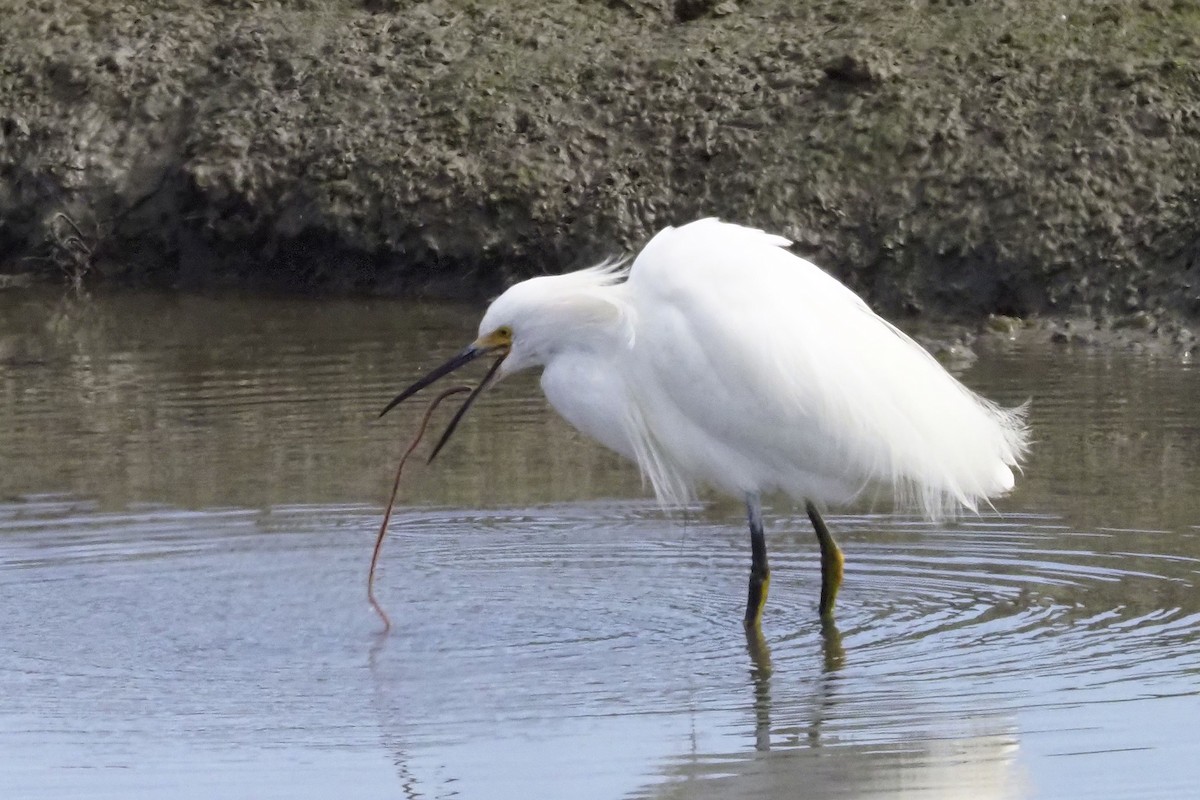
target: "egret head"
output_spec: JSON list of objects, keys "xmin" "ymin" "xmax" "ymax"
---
[
  {"xmin": 379, "ymin": 264, "xmax": 629, "ymax": 460},
  {"xmin": 474, "ymin": 274, "xmax": 593, "ymax": 376},
  {"xmin": 376, "ymin": 311, "xmax": 511, "ymax": 462}
]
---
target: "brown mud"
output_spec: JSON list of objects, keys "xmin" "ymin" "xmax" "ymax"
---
[{"xmin": 2, "ymin": 1, "xmax": 1199, "ymax": 351}]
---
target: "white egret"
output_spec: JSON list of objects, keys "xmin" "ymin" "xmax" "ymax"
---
[{"xmin": 381, "ymin": 219, "xmax": 1029, "ymax": 625}]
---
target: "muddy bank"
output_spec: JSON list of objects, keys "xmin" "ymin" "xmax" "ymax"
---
[{"xmin": 2, "ymin": 0, "xmax": 1199, "ymax": 332}]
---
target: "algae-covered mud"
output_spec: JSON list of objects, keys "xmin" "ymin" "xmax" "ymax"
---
[{"xmin": 2, "ymin": 0, "xmax": 1199, "ymax": 329}]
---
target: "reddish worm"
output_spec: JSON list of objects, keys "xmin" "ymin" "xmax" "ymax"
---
[{"xmin": 368, "ymin": 384, "xmax": 473, "ymax": 632}]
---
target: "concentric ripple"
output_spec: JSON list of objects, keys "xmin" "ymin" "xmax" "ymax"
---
[
  {"xmin": 3, "ymin": 290, "xmax": 1199, "ymax": 799},
  {"xmin": 355, "ymin": 499, "xmax": 1200, "ymax": 799},
  {"xmin": 2, "ymin": 497, "xmax": 1199, "ymax": 798},
  {"xmin": 358, "ymin": 501, "xmax": 1200, "ymax": 725}
]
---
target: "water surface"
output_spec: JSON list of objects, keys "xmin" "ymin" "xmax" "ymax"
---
[{"xmin": 1, "ymin": 290, "xmax": 1198, "ymax": 799}]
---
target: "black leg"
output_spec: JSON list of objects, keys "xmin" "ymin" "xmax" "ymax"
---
[
  {"xmin": 745, "ymin": 493, "xmax": 770, "ymax": 627},
  {"xmin": 806, "ymin": 501, "xmax": 844, "ymax": 619}
]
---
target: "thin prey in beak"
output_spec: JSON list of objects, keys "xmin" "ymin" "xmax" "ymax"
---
[{"xmin": 379, "ymin": 341, "xmax": 509, "ymax": 463}]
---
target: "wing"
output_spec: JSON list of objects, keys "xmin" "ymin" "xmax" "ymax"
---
[{"xmin": 620, "ymin": 219, "xmax": 1028, "ymax": 519}]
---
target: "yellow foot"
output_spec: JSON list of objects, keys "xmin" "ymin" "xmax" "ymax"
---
[
  {"xmin": 807, "ymin": 501, "xmax": 844, "ymax": 620},
  {"xmin": 818, "ymin": 543, "xmax": 844, "ymax": 619},
  {"xmin": 745, "ymin": 571, "xmax": 771, "ymax": 628}
]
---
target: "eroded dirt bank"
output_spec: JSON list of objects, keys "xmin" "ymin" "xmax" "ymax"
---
[{"xmin": 2, "ymin": 0, "xmax": 1199, "ymax": 339}]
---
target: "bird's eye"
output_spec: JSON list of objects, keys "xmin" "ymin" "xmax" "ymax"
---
[{"xmin": 496, "ymin": 326, "xmax": 513, "ymax": 340}]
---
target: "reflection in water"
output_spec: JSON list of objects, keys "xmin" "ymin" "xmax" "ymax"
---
[
  {"xmin": 677, "ymin": 606, "xmax": 1018, "ymax": 800},
  {"xmin": 1, "ymin": 289, "xmax": 1199, "ymax": 799},
  {"xmin": 742, "ymin": 618, "xmax": 844, "ymax": 754},
  {"xmin": 647, "ymin": 728, "xmax": 1022, "ymax": 800},
  {"xmin": 744, "ymin": 624, "xmax": 774, "ymax": 752},
  {"xmin": 0, "ymin": 290, "xmax": 645, "ymax": 510}
]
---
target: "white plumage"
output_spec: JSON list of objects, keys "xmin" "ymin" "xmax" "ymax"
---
[
  {"xmin": 482, "ymin": 218, "xmax": 1028, "ymax": 520},
  {"xmin": 387, "ymin": 218, "xmax": 1030, "ymax": 621}
]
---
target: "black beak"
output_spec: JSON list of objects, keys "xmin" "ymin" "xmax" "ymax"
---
[
  {"xmin": 379, "ymin": 345, "xmax": 488, "ymax": 419},
  {"xmin": 379, "ymin": 344, "xmax": 508, "ymax": 463}
]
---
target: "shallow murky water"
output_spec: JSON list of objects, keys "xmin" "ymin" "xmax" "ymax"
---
[{"xmin": 1, "ymin": 290, "xmax": 1198, "ymax": 799}]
